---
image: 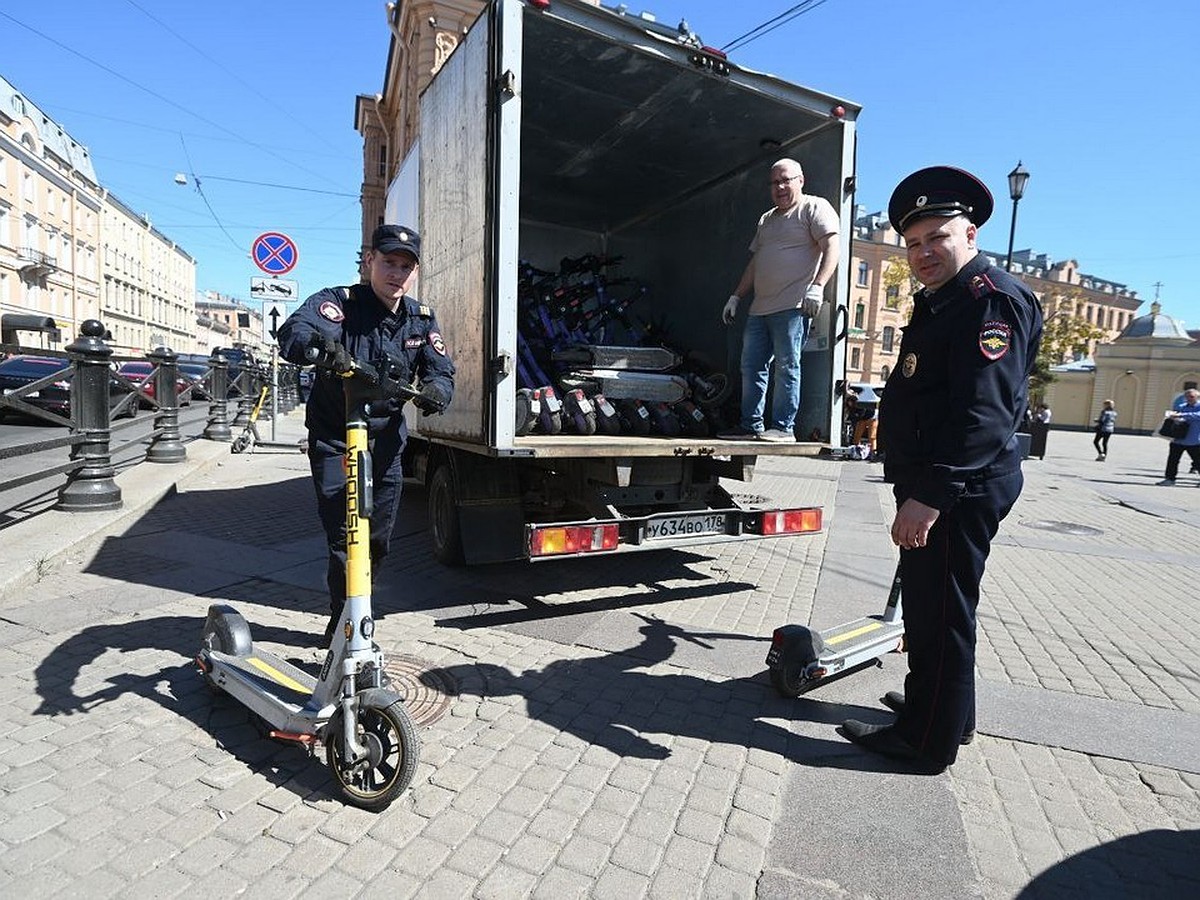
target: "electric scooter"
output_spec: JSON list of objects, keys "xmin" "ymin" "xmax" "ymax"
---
[
  {"xmin": 765, "ymin": 564, "xmax": 905, "ymax": 696},
  {"xmin": 196, "ymin": 338, "xmax": 441, "ymax": 810}
]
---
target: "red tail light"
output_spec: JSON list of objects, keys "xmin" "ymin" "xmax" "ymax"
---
[
  {"xmin": 530, "ymin": 523, "xmax": 619, "ymax": 557},
  {"xmin": 759, "ymin": 508, "xmax": 823, "ymax": 535}
]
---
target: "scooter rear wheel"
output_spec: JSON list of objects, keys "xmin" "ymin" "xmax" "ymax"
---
[
  {"xmin": 769, "ymin": 663, "xmax": 809, "ymax": 698},
  {"xmin": 326, "ymin": 696, "xmax": 420, "ymax": 811}
]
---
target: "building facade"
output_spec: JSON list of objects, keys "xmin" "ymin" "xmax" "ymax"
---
[
  {"xmin": 100, "ymin": 191, "xmax": 196, "ymax": 355},
  {"xmin": 194, "ymin": 292, "xmax": 268, "ymax": 359},
  {"xmin": 848, "ymin": 210, "xmax": 1143, "ymax": 386},
  {"xmin": 0, "ymin": 74, "xmax": 103, "ymax": 350},
  {"xmin": 1, "ymin": 74, "xmax": 198, "ymax": 356}
]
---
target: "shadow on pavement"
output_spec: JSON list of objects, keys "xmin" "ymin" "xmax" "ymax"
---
[
  {"xmin": 1015, "ymin": 827, "xmax": 1200, "ymax": 899},
  {"xmin": 32, "ymin": 613, "xmax": 335, "ymax": 803}
]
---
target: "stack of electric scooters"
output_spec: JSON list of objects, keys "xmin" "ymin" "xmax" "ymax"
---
[{"xmin": 514, "ymin": 254, "xmax": 734, "ymax": 438}]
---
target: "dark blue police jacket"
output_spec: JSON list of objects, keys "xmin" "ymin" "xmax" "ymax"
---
[
  {"xmin": 277, "ymin": 283, "xmax": 456, "ymax": 447},
  {"xmin": 878, "ymin": 254, "xmax": 1043, "ymax": 511}
]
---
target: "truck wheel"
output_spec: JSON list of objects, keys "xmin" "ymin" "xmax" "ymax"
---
[{"xmin": 428, "ymin": 463, "xmax": 465, "ymax": 566}]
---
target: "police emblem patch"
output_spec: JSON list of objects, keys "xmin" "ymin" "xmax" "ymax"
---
[
  {"xmin": 902, "ymin": 352, "xmax": 918, "ymax": 378},
  {"xmin": 318, "ymin": 300, "xmax": 344, "ymax": 323},
  {"xmin": 429, "ymin": 331, "xmax": 446, "ymax": 355},
  {"xmin": 979, "ymin": 320, "xmax": 1012, "ymax": 360}
]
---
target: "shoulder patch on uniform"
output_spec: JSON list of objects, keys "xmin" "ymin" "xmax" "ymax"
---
[
  {"xmin": 429, "ymin": 331, "xmax": 446, "ymax": 356},
  {"xmin": 318, "ymin": 300, "xmax": 345, "ymax": 323},
  {"xmin": 418, "ymin": 304, "xmax": 433, "ymax": 317},
  {"xmin": 979, "ymin": 320, "xmax": 1012, "ymax": 361},
  {"xmin": 968, "ymin": 273, "xmax": 997, "ymax": 299}
]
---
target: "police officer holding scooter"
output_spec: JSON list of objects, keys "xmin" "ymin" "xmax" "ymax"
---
[
  {"xmin": 278, "ymin": 224, "xmax": 455, "ymax": 643},
  {"xmin": 838, "ymin": 167, "xmax": 1042, "ymax": 773}
]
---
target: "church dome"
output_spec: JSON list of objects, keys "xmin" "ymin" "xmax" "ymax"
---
[{"xmin": 1117, "ymin": 302, "xmax": 1190, "ymax": 340}]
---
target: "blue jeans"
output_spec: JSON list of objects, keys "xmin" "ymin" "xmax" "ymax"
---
[{"xmin": 739, "ymin": 308, "xmax": 810, "ymax": 432}]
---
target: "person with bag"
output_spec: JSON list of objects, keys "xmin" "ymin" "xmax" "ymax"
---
[
  {"xmin": 1092, "ymin": 399, "xmax": 1117, "ymax": 461},
  {"xmin": 1158, "ymin": 388, "xmax": 1200, "ymax": 485}
]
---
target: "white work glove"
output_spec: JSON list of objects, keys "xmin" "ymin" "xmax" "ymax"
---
[
  {"xmin": 800, "ymin": 283, "xmax": 824, "ymax": 318},
  {"xmin": 722, "ymin": 294, "xmax": 740, "ymax": 325}
]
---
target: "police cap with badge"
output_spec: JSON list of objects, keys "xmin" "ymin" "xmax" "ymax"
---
[
  {"xmin": 887, "ymin": 166, "xmax": 993, "ymax": 233},
  {"xmin": 372, "ymin": 223, "xmax": 421, "ymax": 262}
]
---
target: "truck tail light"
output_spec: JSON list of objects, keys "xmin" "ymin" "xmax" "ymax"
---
[
  {"xmin": 530, "ymin": 523, "xmax": 619, "ymax": 557},
  {"xmin": 759, "ymin": 508, "xmax": 822, "ymax": 536}
]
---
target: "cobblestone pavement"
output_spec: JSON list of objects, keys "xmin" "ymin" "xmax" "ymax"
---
[{"xmin": 0, "ymin": 420, "xmax": 1196, "ymax": 898}]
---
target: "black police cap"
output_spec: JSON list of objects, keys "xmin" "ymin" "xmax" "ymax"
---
[
  {"xmin": 372, "ymin": 224, "xmax": 421, "ymax": 262},
  {"xmin": 887, "ymin": 166, "xmax": 993, "ymax": 233}
]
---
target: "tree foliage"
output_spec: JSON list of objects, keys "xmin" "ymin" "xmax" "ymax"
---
[{"xmin": 1029, "ymin": 287, "xmax": 1107, "ymax": 399}]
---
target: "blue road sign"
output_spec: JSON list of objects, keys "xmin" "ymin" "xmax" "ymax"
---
[{"xmin": 252, "ymin": 232, "xmax": 298, "ymax": 275}]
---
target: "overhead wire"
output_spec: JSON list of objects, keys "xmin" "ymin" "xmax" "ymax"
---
[
  {"xmin": 179, "ymin": 134, "xmax": 246, "ymax": 255},
  {"xmin": 721, "ymin": 0, "xmax": 833, "ymax": 54}
]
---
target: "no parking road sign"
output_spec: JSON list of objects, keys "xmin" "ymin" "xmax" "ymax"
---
[{"xmin": 252, "ymin": 232, "xmax": 298, "ymax": 275}]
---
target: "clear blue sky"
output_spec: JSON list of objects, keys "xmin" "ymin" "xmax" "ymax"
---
[{"xmin": 3, "ymin": 1, "xmax": 1198, "ymax": 330}]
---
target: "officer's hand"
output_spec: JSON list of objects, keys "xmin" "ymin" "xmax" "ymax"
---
[
  {"xmin": 800, "ymin": 283, "xmax": 824, "ymax": 318},
  {"xmin": 891, "ymin": 498, "xmax": 940, "ymax": 551},
  {"xmin": 722, "ymin": 295, "xmax": 739, "ymax": 325},
  {"xmin": 305, "ymin": 335, "xmax": 353, "ymax": 373},
  {"xmin": 413, "ymin": 383, "xmax": 451, "ymax": 415}
]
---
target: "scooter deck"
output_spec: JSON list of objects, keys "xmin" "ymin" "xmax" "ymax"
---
[
  {"xmin": 819, "ymin": 615, "xmax": 904, "ymax": 669},
  {"xmin": 209, "ymin": 646, "xmax": 316, "ymax": 712}
]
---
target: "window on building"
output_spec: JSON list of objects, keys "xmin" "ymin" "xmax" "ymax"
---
[
  {"xmin": 851, "ymin": 347, "xmax": 861, "ymax": 369},
  {"xmin": 885, "ymin": 284, "xmax": 899, "ymax": 308},
  {"xmin": 854, "ymin": 303, "xmax": 865, "ymax": 328},
  {"xmin": 857, "ymin": 261, "xmax": 869, "ymax": 287},
  {"xmin": 881, "ymin": 326, "xmax": 895, "ymax": 353},
  {"xmin": 377, "ymin": 144, "xmax": 387, "ymax": 178}
]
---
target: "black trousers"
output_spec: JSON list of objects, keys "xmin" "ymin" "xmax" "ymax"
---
[
  {"xmin": 308, "ymin": 433, "xmax": 405, "ymax": 617},
  {"xmin": 892, "ymin": 469, "xmax": 1024, "ymax": 766},
  {"xmin": 1164, "ymin": 442, "xmax": 1200, "ymax": 481},
  {"xmin": 1093, "ymin": 430, "xmax": 1111, "ymax": 455}
]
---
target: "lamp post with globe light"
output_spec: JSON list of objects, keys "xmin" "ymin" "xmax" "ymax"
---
[{"xmin": 1005, "ymin": 161, "xmax": 1030, "ymax": 272}]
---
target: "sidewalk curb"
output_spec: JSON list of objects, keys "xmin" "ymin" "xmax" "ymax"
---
[{"xmin": 0, "ymin": 437, "xmax": 232, "ymax": 605}]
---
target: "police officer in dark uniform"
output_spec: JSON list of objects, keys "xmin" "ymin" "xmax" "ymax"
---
[
  {"xmin": 839, "ymin": 167, "xmax": 1043, "ymax": 773},
  {"xmin": 278, "ymin": 224, "xmax": 455, "ymax": 642}
]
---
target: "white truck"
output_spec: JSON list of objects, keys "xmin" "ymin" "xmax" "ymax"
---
[{"xmin": 396, "ymin": 0, "xmax": 859, "ymax": 564}]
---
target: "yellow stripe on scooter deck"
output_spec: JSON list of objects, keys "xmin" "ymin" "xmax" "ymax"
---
[
  {"xmin": 824, "ymin": 620, "xmax": 884, "ymax": 646},
  {"xmin": 247, "ymin": 656, "xmax": 311, "ymax": 695}
]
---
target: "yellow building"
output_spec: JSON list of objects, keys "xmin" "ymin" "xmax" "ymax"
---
[
  {"xmin": 0, "ymin": 74, "xmax": 102, "ymax": 349},
  {"xmin": 848, "ymin": 210, "xmax": 1142, "ymax": 385},
  {"xmin": 1044, "ymin": 303, "xmax": 1200, "ymax": 433},
  {"xmin": 1, "ymin": 74, "xmax": 196, "ymax": 355}
]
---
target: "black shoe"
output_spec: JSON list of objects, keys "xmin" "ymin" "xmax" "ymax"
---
[
  {"xmin": 837, "ymin": 720, "xmax": 945, "ymax": 775},
  {"xmin": 880, "ymin": 691, "xmax": 975, "ymax": 745}
]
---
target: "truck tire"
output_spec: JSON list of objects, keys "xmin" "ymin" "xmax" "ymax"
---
[{"xmin": 428, "ymin": 463, "xmax": 465, "ymax": 566}]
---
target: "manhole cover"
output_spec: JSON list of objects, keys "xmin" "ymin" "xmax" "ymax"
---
[
  {"xmin": 382, "ymin": 655, "xmax": 458, "ymax": 727},
  {"xmin": 1021, "ymin": 519, "xmax": 1104, "ymax": 537}
]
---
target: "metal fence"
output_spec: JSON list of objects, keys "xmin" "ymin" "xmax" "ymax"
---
[{"xmin": 0, "ymin": 318, "xmax": 300, "ymax": 511}]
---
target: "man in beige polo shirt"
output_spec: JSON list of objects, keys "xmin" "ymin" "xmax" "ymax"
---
[{"xmin": 720, "ymin": 158, "xmax": 840, "ymax": 442}]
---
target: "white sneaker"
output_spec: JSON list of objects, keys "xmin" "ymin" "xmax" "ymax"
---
[
  {"xmin": 1095, "ymin": 454, "xmax": 1105, "ymax": 461},
  {"xmin": 757, "ymin": 428, "xmax": 796, "ymax": 443}
]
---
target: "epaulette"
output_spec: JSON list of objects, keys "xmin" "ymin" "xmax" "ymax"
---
[{"xmin": 967, "ymin": 273, "xmax": 997, "ymax": 299}]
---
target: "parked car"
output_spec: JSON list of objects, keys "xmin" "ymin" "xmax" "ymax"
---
[
  {"xmin": 116, "ymin": 360, "xmax": 191, "ymax": 408},
  {"xmin": 178, "ymin": 361, "xmax": 214, "ymax": 401},
  {"xmin": 0, "ymin": 355, "xmax": 137, "ymax": 423}
]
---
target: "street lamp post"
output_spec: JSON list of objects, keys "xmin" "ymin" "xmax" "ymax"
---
[{"xmin": 1005, "ymin": 161, "xmax": 1030, "ymax": 272}]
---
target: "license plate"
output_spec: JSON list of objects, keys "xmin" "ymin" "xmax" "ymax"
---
[{"xmin": 645, "ymin": 512, "xmax": 727, "ymax": 540}]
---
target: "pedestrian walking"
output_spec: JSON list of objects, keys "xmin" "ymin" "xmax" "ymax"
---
[
  {"xmin": 1158, "ymin": 387, "xmax": 1200, "ymax": 485},
  {"xmin": 838, "ymin": 166, "xmax": 1043, "ymax": 774},
  {"xmin": 1092, "ymin": 399, "xmax": 1116, "ymax": 460}
]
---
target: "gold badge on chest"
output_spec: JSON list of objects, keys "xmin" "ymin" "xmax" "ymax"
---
[{"xmin": 902, "ymin": 352, "xmax": 918, "ymax": 378}]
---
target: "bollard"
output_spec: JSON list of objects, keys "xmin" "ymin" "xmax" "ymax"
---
[
  {"xmin": 256, "ymin": 365, "xmax": 271, "ymax": 421},
  {"xmin": 280, "ymin": 363, "xmax": 297, "ymax": 413},
  {"xmin": 57, "ymin": 319, "xmax": 122, "ymax": 510},
  {"xmin": 147, "ymin": 346, "xmax": 186, "ymax": 463},
  {"xmin": 232, "ymin": 365, "xmax": 254, "ymax": 429},
  {"xmin": 203, "ymin": 351, "xmax": 232, "ymax": 441}
]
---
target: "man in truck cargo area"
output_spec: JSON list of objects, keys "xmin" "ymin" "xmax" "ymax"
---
[
  {"xmin": 838, "ymin": 166, "xmax": 1043, "ymax": 774},
  {"xmin": 278, "ymin": 224, "xmax": 455, "ymax": 643},
  {"xmin": 719, "ymin": 157, "xmax": 840, "ymax": 442}
]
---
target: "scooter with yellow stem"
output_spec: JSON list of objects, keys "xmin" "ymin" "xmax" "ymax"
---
[{"xmin": 196, "ymin": 338, "xmax": 444, "ymax": 810}]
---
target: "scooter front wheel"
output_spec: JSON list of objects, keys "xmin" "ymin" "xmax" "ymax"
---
[
  {"xmin": 769, "ymin": 664, "xmax": 808, "ymax": 698},
  {"xmin": 326, "ymin": 696, "xmax": 420, "ymax": 811}
]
